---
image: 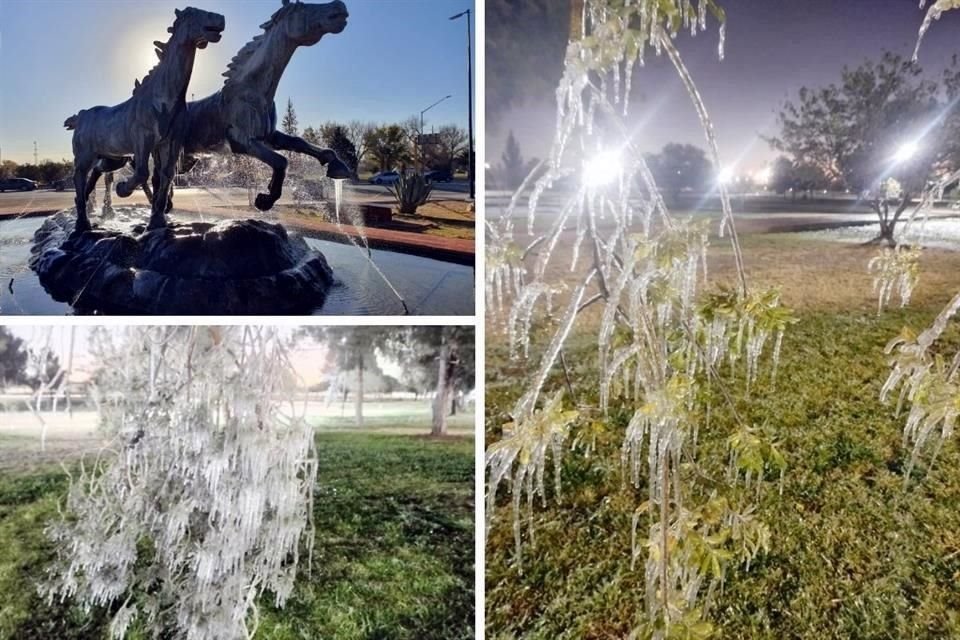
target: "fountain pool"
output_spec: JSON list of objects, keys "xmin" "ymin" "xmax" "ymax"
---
[{"xmin": 0, "ymin": 212, "xmax": 474, "ymax": 315}]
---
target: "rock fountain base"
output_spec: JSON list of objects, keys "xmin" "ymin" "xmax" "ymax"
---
[{"xmin": 29, "ymin": 209, "xmax": 336, "ymax": 314}]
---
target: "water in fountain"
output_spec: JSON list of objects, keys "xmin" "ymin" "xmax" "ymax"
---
[
  {"xmin": 188, "ymin": 157, "xmax": 411, "ymax": 313},
  {"xmin": 0, "ymin": 150, "xmax": 472, "ymax": 314},
  {"xmin": 331, "ymin": 177, "xmax": 410, "ymax": 314}
]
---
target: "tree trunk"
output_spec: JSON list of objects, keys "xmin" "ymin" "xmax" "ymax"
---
[
  {"xmin": 868, "ymin": 194, "xmax": 910, "ymax": 247},
  {"xmin": 431, "ymin": 344, "xmax": 452, "ymax": 436},
  {"xmin": 877, "ymin": 221, "xmax": 897, "ymax": 247},
  {"xmin": 355, "ymin": 355, "xmax": 364, "ymax": 428}
]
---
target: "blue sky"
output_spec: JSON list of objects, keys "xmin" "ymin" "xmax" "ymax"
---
[{"xmin": 0, "ymin": 0, "xmax": 474, "ymax": 163}]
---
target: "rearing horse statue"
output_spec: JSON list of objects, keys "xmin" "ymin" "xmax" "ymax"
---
[
  {"xmin": 171, "ymin": 0, "xmax": 351, "ymax": 213},
  {"xmin": 64, "ymin": 7, "xmax": 225, "ymax": 232}
]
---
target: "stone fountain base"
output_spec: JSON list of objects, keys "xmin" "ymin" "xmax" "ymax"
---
[{"xmin": 29, "ymin": 209, "xmax": 336, "ymax": 314}]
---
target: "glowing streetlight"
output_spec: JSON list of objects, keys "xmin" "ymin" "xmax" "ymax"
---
[
  {"xmin": 893, "ymin": 141, "xmax": 919, "ymax": 163},
  {"xmin": 717, "ymin": 167, "xmax": 734, "ymax": 185},
  {"xmin": 583, "ymin": 150, "xmax": 622, "ymax": 187}
]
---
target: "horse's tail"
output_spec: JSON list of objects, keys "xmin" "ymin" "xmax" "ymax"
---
[{"xmin": 63, "ymin": 112, "xmax": 81, "ymax": 130}]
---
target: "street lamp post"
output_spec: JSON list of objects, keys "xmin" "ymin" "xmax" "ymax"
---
[
  {"xmin": 419, "ymin": 94, "xmax": 452, "ymax": 170},
  {"xmin": 449, "ymin": 8, "xmax": 473, "ymax": 200}
]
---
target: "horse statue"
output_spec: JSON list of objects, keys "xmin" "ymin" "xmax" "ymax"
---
[
  {"xmin": 64, "ymin": 7, "xmax": 225, "ymax": 232},
  {"xmin": 170, "ymin": 0, "xmax": 351, "ymax": 213}
]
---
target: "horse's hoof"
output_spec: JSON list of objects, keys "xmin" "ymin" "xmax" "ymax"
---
[
  {"xmin": 116, "ymin": 182, "xmax": 134, "ymax": 198},
  {"xmin": 254, "ymin": 193, "xmax": 274, "ymax": 211}
]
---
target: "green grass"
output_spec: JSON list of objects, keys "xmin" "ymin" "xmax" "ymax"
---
[
  {"xmin": 485, "ymin": 305, "xmax": 960, "ymax": 639},
  {"xmin": 0, "ymin": 433, "xmax": 474, "ymax": 640}
]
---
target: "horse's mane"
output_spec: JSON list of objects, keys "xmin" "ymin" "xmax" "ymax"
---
[
  {"xmin": 222, "ymin": 1, "xmax": 300, "ymax": 94},
  {"xmin": 132, "ymin": 11, "xmax": 187, "ymax": 97}
]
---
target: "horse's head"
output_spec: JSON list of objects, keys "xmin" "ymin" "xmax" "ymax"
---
[
  {"xmin": 276, "ymin": 0, "xmax": 349, "ymax": 46},
  {"xmin": 171, "ymin": 7, "xmax": 226, "ymax": 50}
]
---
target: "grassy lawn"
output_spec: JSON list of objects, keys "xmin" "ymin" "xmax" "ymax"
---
[
  {"xmin": 485, "ymin": 235, "xmax": 960, "ymax": 639},
  {"xmin": 0, "ymin": 433, "xmax": 474, "ymax": 640}
]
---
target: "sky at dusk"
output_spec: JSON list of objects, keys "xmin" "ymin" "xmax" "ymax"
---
[
  {"xmin": 488, "ymin": 0, "xmax": 960, "ymax": 176},
  {"xmin": 0, "ymin": 0, "xmax": 474, "ymax": 164}
]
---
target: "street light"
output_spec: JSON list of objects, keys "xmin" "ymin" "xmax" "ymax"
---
[
  {"xmin": 755, "ymin": 167, "xmax": 772, "ymax": 185},
  {"xmin": 583, "ymin": 150, "xmax": 621, "ymax": 187},
  {"xmin": 419, "ymin": 94, "xmax": 452, "ymax": 169},
  {"xmin": 893, "ymin": 140, "xmax": 919, "ymax": 163},
  {"xmin": 449, "ymin": 8, "xmax": 474, "ymax": 200}
]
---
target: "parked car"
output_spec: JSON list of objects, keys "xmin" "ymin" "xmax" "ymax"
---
[
  {"xmin": 370, "ymin": 171, "xmax": 400, "ymax": 185},
  {"xmin": 0, "ymin": 177, "xmax": 37, "ymax": 192},
  {"xmin": 424, "ymin": 168, "xmax": 453, "ymax": 183}
]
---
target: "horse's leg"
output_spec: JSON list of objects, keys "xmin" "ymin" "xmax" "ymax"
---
[
  {"xmin": 116, "ymin": 139, "xmax": 153, "ymax": 198},
  {"xmin": 149, "ymin": 149, "xmax": 163, "ymax": 220},
  {"xmin": 147, "ymin": 144, "xmax": 177, "ymax": 230},
  {"xmin": 73, "ymin": 155, "xmax": 95, "ymax": 233},
  {"xmin": 267, "ymin": 130, "xmax": 352, "ymax": 179},
  {"xmin": 230, "ymin": 132, "xmax": 288, "ymax": 211}
]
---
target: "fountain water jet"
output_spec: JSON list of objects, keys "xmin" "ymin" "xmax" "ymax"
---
[{"xmin": 332, "ymin": 178, "xmax": 410, "ymax": 314}]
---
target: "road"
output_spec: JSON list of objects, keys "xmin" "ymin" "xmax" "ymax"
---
[
  {"xmin": 486, "ymin": 190, "xmax": 959, "ymax": 234},
  {"xmin": 0, "ymin": 178, "xmax": 470, "ymax": 216}
]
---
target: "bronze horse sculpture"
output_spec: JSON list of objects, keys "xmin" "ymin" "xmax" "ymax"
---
[
  {"xmin": 64, "ymin": 7, "xmax": 225, "ymax": 232},
  {"xmin": 151, "ymin": 0, "xmax": 351, "ymax": 216}
]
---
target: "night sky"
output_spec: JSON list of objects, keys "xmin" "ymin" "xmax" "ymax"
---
[{"xmin": 487, "ymin": 0, "xmax": 960, "ymax": 175}]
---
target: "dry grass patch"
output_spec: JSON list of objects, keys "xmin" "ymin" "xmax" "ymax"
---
[{"xmin": 709, "ymin": 234, "xmax": 960, "ymax": 313}]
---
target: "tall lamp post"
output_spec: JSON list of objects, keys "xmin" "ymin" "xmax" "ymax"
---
[
  {"xmin": 420, "ymin": 94, "xmax": 452, "ymax": 170},
  {"xmin": 449, "ymin": 8, "xmax": 473, "ymax": 200}
]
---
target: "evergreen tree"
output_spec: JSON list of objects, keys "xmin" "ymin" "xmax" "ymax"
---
[
  {"xmin": 0, "ymin": 327, "xmax": 29, "ymax": 387},
  {"xmin": 500, "ymin": 131, "xmax": 525, "ymax": 189},
  {"xmin": 281, "ymin": 98, "xmax": 299, "ymax": 136},
  {"xmin": 322, "ymin": 125, "xmax": 359, "ymax": 177}
]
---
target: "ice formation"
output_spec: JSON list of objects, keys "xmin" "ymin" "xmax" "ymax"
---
[
  {"xmin": 42, "ymin": 327, "xmax": 317, "ymax": 640},
  {"xmin": 485, "ymin": 1, "xmax": 790, "ymax": 634}
]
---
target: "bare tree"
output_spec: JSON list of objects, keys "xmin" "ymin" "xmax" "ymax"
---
[
  {"xmin": 427, "ymin": 124, "xmax": 467, "ymax": 171},
  {"xmin": 348, "ymin": 120, "xmax": 375, "ymax": 167}
]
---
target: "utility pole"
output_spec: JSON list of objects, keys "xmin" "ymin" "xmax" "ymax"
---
[
  {"xmin": 449, "ymin": 9, "xmax": 474, "ymax": 200},
  {"xmin": 33, "ymin": 141, "xmax": 38, "ymax": 165}
]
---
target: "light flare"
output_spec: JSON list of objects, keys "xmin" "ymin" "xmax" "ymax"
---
[{"xmin": 583, "ymin": 150, "xmax": 622, "ymax": 187}]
